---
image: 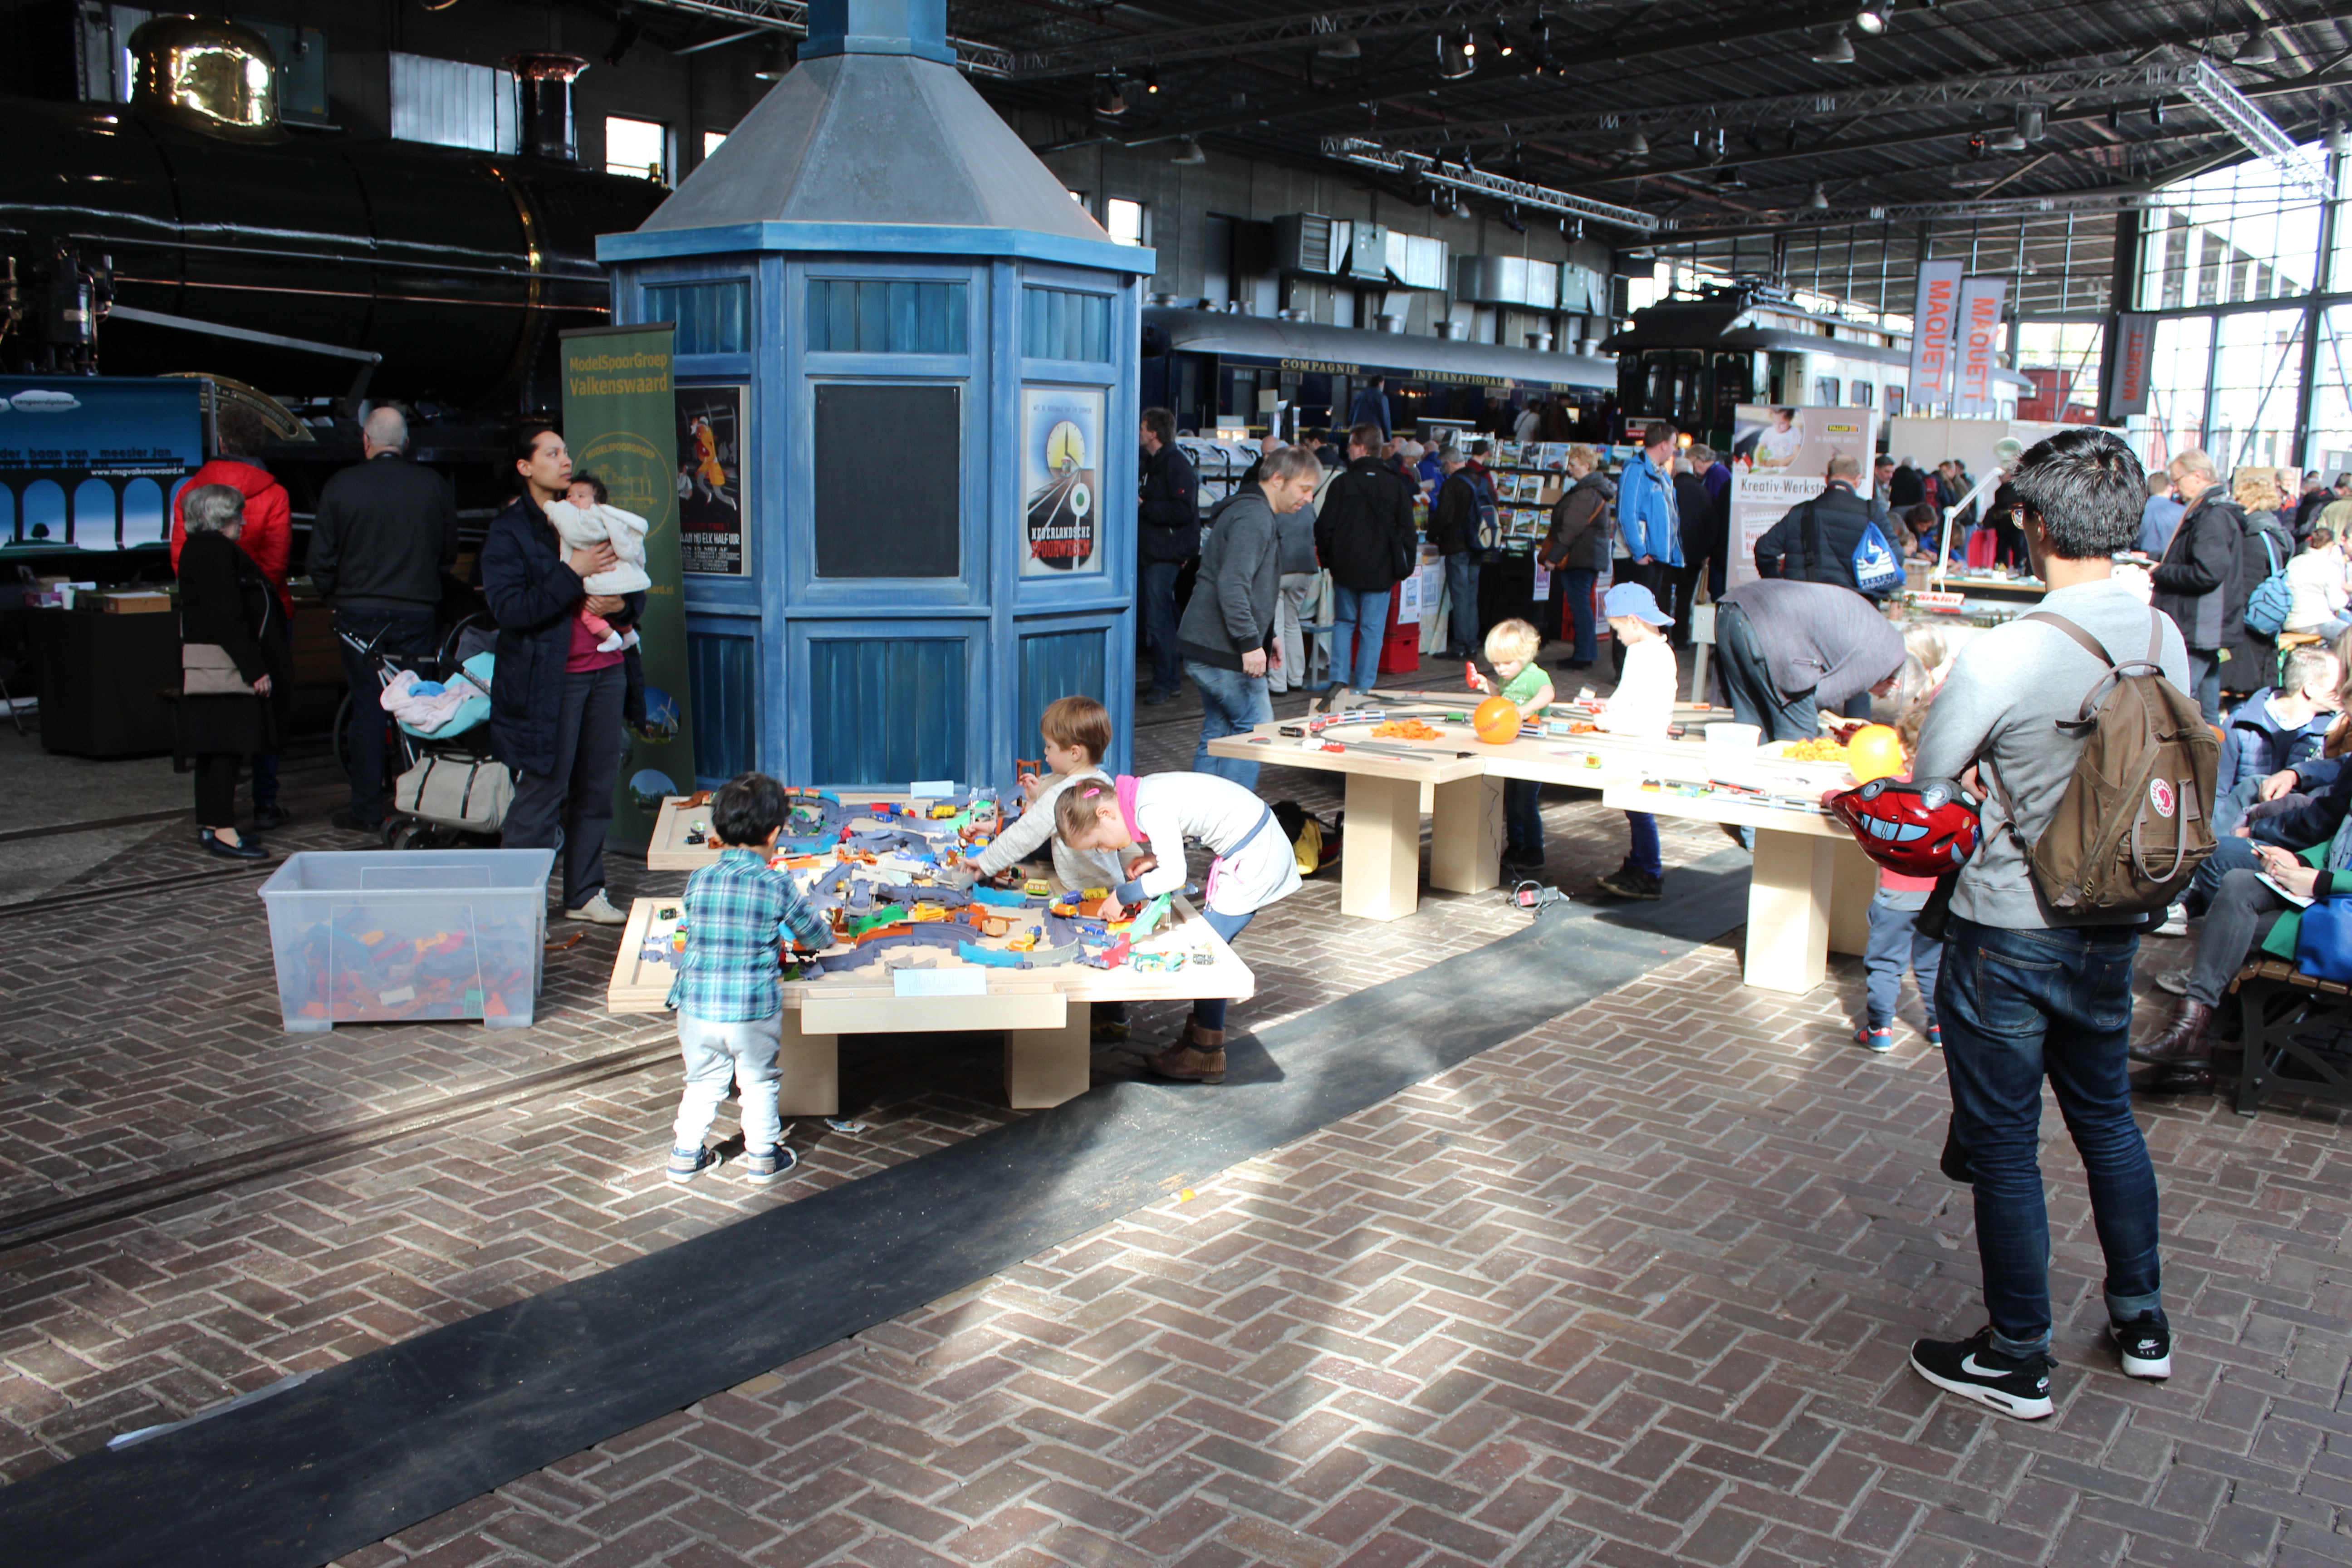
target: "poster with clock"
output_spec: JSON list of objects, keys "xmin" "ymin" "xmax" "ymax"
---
[{"xmin": 1019, "ymin": 386, "xmax": 1104, "ymax": 576}]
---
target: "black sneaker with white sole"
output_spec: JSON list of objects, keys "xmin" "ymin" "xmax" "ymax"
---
[
  {"xmin": 2111, "ymin": 1314, "xmax": 2173, "ymax": 1379},
  {"xmin": 1909, "ymin": 1329, "xmax": 2055, "ymax": 1420}
]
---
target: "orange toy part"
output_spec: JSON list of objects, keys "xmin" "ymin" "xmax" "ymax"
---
[
  {"xmin": 1472, "ymin": 696, "xmax": 1521, "ymax": 745},
  {"xmin": 1845, "ymin": 724, "xmax": 1905, "ymax": 784}
]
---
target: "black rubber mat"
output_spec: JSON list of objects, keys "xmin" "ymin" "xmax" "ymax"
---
[{"xmin": 2, "ymin": 851, "xmax": 1753, "ymax": 1568}]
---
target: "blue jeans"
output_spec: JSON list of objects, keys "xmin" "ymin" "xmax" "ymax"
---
[
  {"xmin": 1864, "ymin": 889, "xmax": 1942, "ymax": 1029},
  {"xmin": 1445, "ymin": 553, "xmax": 1481, "ymax": 656},
  {"xmin": 1186, "ymin": 659, "xmax": 1273, "ymax": 789},
  {"xmin": 1193, "ymin": 906, "xmax": 1256, "ymax": 1032},
  {"xmin": 1329, "ymin": 583, "xmax": 1389, "ymax": 693},
  {"xmin": 1504, "ymin": 779, "xmax": 1542, "ymax": 862},
  {"xmin": 1140, "ymin": 560, "xmax": 1185, "ymax": 696},
  {"xmin": 1624, "ymin": 811, "xmax": 1660, "ymax": 879},
  {"xmin": 1562, "ymin": 568, "xmax": 1598, "ymax": 663},
  {"xmin": 1936, "ymin": 917, "xmax": 2164, "ymax": 1357},
  {"xmin": 2185, "ymin": 832, "xmax": 2259, "ymax": 915}
]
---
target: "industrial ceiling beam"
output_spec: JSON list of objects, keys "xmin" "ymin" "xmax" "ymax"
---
[
  {"xmin": 1321, "ymin": 63, "xmax": 2202, "ymax": 152},
  {"xmin": 2180, "ymin": 55, "xmax": 2333, "ymax": 198},
  {"xmin": 615, "ymin": 0, "xmax": 1016, "ymax": 75},
  {"xmin": 1325, "ymin": 142, "xmax": 1661, "ymax": 228},
  {"xmin": 994, "ymin": 0, "xmax": 1612, "ymax": 78}
]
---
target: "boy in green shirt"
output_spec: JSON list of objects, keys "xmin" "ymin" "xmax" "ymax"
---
[{"xmin": 1471, "ymin": 617, "xmax": 1555, "ymax": 872}]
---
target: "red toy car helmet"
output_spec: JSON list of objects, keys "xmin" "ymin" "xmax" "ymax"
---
[{"xmin": 1826, "ymin": 776, "xmax": 1980, "ymax": 878}]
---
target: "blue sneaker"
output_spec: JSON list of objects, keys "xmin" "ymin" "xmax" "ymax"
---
[
  {"xmin": 741, "ymin": 1144, "xmax": 798, "ymax": 1185},
  {"xmin": 1857, "ymin": 1023, "xmax": 1896, "ymax": 1054},
  {"xmin": 1925, "ymin": 1021, "xmax": 1943, "ymax": 1050},
  {"xmin": 665, "ymin": 1145, "xmax": 716, "ymax": 1183}
]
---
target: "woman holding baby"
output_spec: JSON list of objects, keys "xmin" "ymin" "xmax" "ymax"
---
[{"xmin": 481, "ymin": 424, "xmax": 647, "ymax": 925}]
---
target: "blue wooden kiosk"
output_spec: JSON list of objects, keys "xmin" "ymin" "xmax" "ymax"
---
[{"xmin": 597, "ymin": 0, "xmax": 1153, "ymax": 789}]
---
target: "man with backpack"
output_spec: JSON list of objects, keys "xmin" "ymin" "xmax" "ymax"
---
[
  {"xmin": 1313, "ymin": 422, "xmax": 1419, "ymax": 706},
  {"xmin": 1752, "ymin": 452, "xmax": 1903, "ymax": 713},
  {"xmin": 1907, "ymin": 426, "xmax": 2200, "ymax": 1423}
]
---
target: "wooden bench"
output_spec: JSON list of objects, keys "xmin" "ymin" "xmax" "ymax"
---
[
  {"xmin": 2225, "ymin": 958, "xmax": 2352, "ymax": 1116},
  {"xmin": 2276, "ymin": 629, "xmax": 2326, "ymax": 686}
]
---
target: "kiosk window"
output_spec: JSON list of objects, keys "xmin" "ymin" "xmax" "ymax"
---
[
  {"xmin": 808, "ymin": 280, "xmax": 967, "ymax": 354},
  {"xmin": 645, "ymin": 280, "xmax": 749, "ymax": 356},
  {"xmin": 1024, "ymin": 287, "xmax": 1111, "ymax": 363},
  {"xmin": 813, "ymin": 383, "xmax": 960, "ymax": 577}
]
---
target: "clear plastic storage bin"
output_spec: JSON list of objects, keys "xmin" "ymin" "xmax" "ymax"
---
[{"xmin": 258, "ymin": 849, "xmax": 557, "ymax": 1032}]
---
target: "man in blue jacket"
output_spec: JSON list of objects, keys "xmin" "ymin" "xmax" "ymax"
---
[
  {"xmin": 482, "ymin": 425, "xmax": 644, "ymax": 924},
  {"xmin": 1614, "ymin": 421, "xmax": 1685, "ymax": 669}
]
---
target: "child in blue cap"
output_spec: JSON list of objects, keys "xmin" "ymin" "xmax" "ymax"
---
[{"xmin": 1592, "ymin": 581, "xmax": 1677, "ymax": 900}]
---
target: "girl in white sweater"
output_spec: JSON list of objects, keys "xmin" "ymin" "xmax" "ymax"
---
[{"xmin": 1058, "ymin": 770, "xmax": 1302, "ymax": 1083}]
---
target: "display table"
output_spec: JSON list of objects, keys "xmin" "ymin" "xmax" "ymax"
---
[
  {"xmin": 25, "ymin": 606, "xmax": 179, "ymax": 756},
  {"xmin": 617, "ymin": 793, "xmax": 1255, "ymax": 1111}
]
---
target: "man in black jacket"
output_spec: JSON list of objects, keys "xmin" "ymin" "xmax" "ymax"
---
[
  {"xmin": 2151, "ymin": 447, "xmax": 2244, "ymax": 722},
  {"xmin": 1137, "ymin": 407, "xmax": 1199, "ymax": 706},
  {"xmin": 307, "ymin": 406, "xmax": 458, "ymax": 833},
  {"xmin": 1668, "ymin": 455, "xmax": 1720, "ymax": 650},
  {"xmin": 1312, "ymin": 421, "xmax": 1418, "ymax": 705},
  {"xmin": 1426, "ymin": 449, "xmax": 1485, "ymax": 660}
]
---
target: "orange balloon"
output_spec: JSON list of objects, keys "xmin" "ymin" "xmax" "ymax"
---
[
  {"xmin": 1846, "ymin": 724, "xmax": 1905, "ymax": 783},
  {"xmin": 1473, "ymin": 696, "xmax": 1522, "ymax": 745}
]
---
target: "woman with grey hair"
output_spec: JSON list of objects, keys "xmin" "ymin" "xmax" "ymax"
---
[{"xmin": 176, "ymin": 482, "xmax": 285, "ymax": 859}]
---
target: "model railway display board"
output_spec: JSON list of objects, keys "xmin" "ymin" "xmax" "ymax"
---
[{"xmin": 614, "ymin": 792, "xmax": 1252, "ymax": 1111}]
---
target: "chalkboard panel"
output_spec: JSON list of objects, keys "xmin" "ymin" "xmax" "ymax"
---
[{"xmin": 813, "ymin": 382, "xmax": 960, "ymax": 577}]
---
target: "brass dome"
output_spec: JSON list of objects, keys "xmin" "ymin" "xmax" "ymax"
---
[{"xmin": 127, "ymin": 15, "xmax": 285, "ymax": 142}]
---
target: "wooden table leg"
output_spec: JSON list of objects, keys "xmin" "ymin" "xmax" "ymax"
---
[
  {"xmin": 1744, "ymin": 826, "xmax": 1835, "ymax": 993},
  {"xmin": 1005, "ymin": 1000, "xmax": 1089, "ymax": 1108},
  {"xmin": 776, "ymin": 1007, "xmax": 840, "ymax": 1117},
  {"xmin": 1429, "ymin": 775, "xmax": 1502, "ymax": 894},
  {"xmin": 1341, "ymin": 771, "xmax": 1423, "ymax": 921},
  {"xmin": 1827, "ymin": 836, "xmax": 1877, "ymax": 958}
]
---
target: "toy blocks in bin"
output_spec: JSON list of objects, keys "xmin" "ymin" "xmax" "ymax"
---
[{"xmin": 258, "ymin": 849, "xmax": 559, "ymax": 1033}]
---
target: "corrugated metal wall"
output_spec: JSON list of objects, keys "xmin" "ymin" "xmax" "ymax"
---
[{"xmin": 808, "ymin": 637, "xmax": 968, "ymax": 785}]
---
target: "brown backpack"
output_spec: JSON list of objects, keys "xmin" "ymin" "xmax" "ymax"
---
[{"xmin": 1991, "ymin": 609, "xmax": 2218, "ymax": 918}]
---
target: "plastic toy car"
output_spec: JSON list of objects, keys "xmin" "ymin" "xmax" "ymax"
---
[
  {"xmin": 1132, "ymin": 951, "xmax": 1185, "ymax": 973},
  {"xmin": 1024, "ymin": 878, "xmax": 1052, "ymax": 898}
]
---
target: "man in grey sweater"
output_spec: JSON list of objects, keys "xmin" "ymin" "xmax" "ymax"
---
[
  {"xmin": 1906, "ymin": 426, "xmax": 2184, "ymax": 1422},
  {"xmin": 1712, "ymin": 578, "xmax": 1904, "ymax": 741},
  {"xmin": 1179, "ymin": 446, "xmax": 1323, "ymax": 788}
]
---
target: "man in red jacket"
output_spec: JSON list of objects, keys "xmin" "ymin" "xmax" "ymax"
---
[{"xmin": 172, "ymin": 405, "xmax": 295, "ymax": 828}]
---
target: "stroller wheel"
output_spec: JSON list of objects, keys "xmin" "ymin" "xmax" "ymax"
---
[{"xmin": 387, "ymin": 822, "xmax": 426, "ymax": 851}]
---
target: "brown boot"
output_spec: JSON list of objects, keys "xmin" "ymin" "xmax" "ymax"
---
[
  {"xmin": 1144, "ymin": 1020, "xmax": 1226, "ymax": 1083},
  {"xmin": 2129, "ymin": 1000, "xmax": 2213, "ymax": 1069}
]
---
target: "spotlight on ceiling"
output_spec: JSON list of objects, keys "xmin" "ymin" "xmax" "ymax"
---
[
  {"xmin": 1502, "ymin": 203, "xmax": 1526, "ymax": 234},
  {"xmin": 1853, "ymin": 6, "xmax": 1886, "ymax": 35},
  {"xmin": 1617, "ymin": 124, "xmax": 1649, "ymax": 159},
  {"xmin": 2150, "ymin": 97, "xmax": 2167, "ymax": 126},
  {"xmin": 1436, "ymin": 28, "xmax": 1475, "ymax": 78},
  {"xmin": 1095, "ymin": 76, "xmax": 1127, "ymax": 116},
  {"xmin": 1491, "ymin": 21, "xmax": 1513, "ymax": 56},
  {"xmin": 2014, "ymin": 102, "xmax": 2046, "ymax": 142},
  {"xmin": 1713, "ymin": 167, "xmax": 1748, "ymax": 190},
  {"xmin": 2328, "ymin": 118, "xmax": 2351, "ymax": 157},
  {"xmin": 2233, "ymin": 29, "xmax": 2281, "ymax": 66},
  {"xmin": 1812, "ymin": 25, "xmax": 1856, "ymax": 64},
  {"xmin": 1785, "ymin": 125, "xmax": 1801, "ymax": 152},
  {"xmin": 2106, "ymin": 104, "xmax": 2122, "ymax": 131},
  {"xmin": 1315, "ymin": 31, "xmax": 1362, "ymax": 59},
  {"xmin": 1808, "ymin": 181, "xmax": 1829, "ymax": 208},
  {"xmin": 1143, "ymin": 64, "xmax": 1159, "ymax": 94},
  {"xmin": 1965, "ymin": 130, "xmax": 1988, "ymax": 159},
  {"xmin": 1561, "ymin": 217, "xmax": 1583, "ymax": 242},
  {"xmin": 1171, "ymin": 136, "xmax": 1206, "ymax": 165},
  {"xmin": 1529, "ymin": 16, "xmax": 1552, "ymax": 72}
]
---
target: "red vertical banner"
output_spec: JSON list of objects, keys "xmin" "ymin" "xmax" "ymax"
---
[{"xmin": 1953, "ymin": 277, "xmax": 2008, "ymax": 416}]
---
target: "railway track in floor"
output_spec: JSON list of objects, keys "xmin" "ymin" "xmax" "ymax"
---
[{"xmin": 0, "ymin": 1035, "xmax": 678, "ymax": 1255}]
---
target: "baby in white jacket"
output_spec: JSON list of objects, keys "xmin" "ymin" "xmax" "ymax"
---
[{"xmin": 548, "ymin": 475, "xmax": 652, "ymax": 651}]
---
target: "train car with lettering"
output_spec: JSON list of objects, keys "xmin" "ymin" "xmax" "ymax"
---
[
  {"xmin": 1140, "ymin": 306, "xmax": 1616, "ymax": 439},
  {"xmin": 1602, "ymin": 280, "xmax": 2032, "ymax": 454}
]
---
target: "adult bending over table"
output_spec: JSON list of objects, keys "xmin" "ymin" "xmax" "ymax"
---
[
  {"xmin": 482, "ymin": 424, "xmax": 643, "ymax": 924},
  {"xmin": 1711, "ymin": 577, "xmax": 1905, "ymax": 743}
]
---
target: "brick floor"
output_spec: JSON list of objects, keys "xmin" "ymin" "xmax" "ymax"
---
[{"xmin": 9, "ymin": 652, "xmax": 2352, "ymax": 1566}]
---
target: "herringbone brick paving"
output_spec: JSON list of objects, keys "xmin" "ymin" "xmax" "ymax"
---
[
  {"xmin": 8, "ymin": 654, "xmax": 2352, "ymax": 1566},
  {"xmin": 322, "ymin": 937, "xmax": 2352, "ymax": 1568}
]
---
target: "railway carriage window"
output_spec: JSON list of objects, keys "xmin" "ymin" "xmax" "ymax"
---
[
  {"xmin": 1887, "ymin": 387, "xmax": 1905, "ymax": 419},
  {"xmin": 1814, "ymin": 377, "xmax": 1840, "ymax": 405},
  {"xmin": 1852, "ymin": 383, "xmax": 1873, "ymax": 408},
  {"xmin": 605, "ymin": 116, "xmax": 670, "ymax": 184}
]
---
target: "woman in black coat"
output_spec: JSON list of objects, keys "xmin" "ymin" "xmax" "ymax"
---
[{"xmin": 177, "ymin": 483, "xmax": 289, "ymax": 859}]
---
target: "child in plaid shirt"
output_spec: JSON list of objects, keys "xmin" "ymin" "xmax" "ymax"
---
[{"xmin": 665, "ymin": 772, "xmax": 831, "ymax": 1183}]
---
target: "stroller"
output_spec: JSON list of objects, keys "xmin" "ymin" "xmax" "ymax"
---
[{"xmin": 335, "ymin": 613, "xmax": 510, "ymax": 849}]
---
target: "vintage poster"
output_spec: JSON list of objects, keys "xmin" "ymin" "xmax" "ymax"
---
[
  {"xmin": 561, "ymin": 324, "xmax": 697, "ymax": 849},
  {"xmin": 1020, "ymin": 387, "xmax": 1104, "ymax": 576},
  {"xmin": 674, "ymin": 384, "xmax": 745, "ymax": 576},
  {"xmin": 1724, "ymin": 404, "xmax": 1877, "ymax": 592}
]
